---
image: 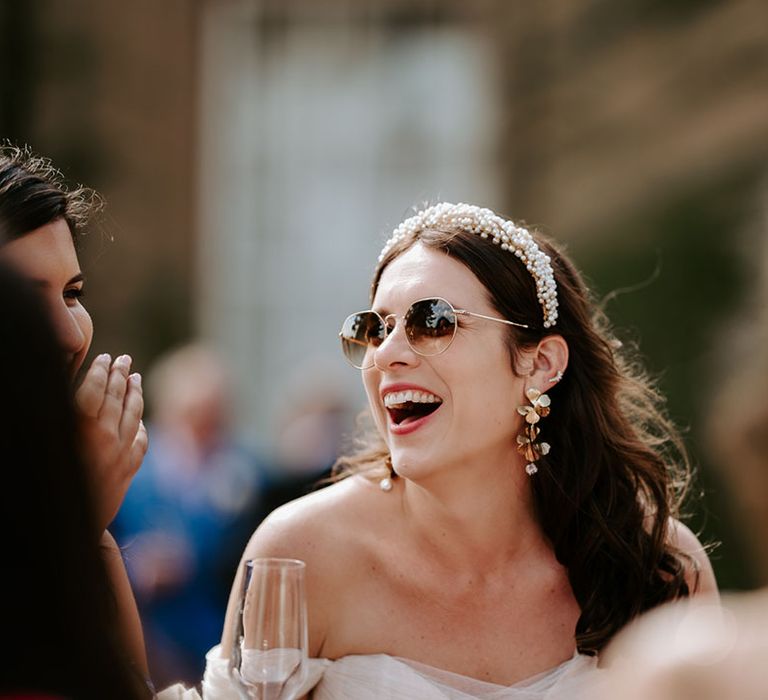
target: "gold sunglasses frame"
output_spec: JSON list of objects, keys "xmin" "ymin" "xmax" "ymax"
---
[{"xmin": 339, "ymin": 296, "xmax": 529, "ymax": 369}]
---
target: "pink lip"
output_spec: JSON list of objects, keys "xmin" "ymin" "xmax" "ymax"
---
[{"xmin": 380, "ymin": 382, "xmax": 443, "ymax": 436}]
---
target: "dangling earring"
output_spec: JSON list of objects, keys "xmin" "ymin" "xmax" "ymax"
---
[
  {"xmin": 380, "ymin": 455, "xmax": 395, "ymax": 492},
  {"xmin": 516, "ymin": 388, "xmax": 551, "ymax": 476}
]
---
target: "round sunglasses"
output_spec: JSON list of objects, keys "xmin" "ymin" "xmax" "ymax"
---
[{"xmin": 339, "ymin": 296, "xmax": 529, "ymax": 369}]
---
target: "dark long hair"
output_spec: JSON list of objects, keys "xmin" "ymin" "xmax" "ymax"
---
[
  {"xmin": 0, "ymin": 262, "xmax": 147, "ymax": 699},
  {"xmin": 0, "ymin": 143, "xmax": 100, "ymax": 243},
  {"xmin": 337, "ymin": 217, "xmax": 693, "ymax": 653}
]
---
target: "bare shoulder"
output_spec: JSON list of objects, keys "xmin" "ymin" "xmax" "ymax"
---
[
  {"xmin": 668, "ymin": 518, "xmax": 719, "ymax": 598},
  {"xmin": 223, "ymin": 474, "xmax": 391, "ymax": 656},
  {"xmin": 241, "ymin": 473, "xmax": 389, "ymax": 569}
]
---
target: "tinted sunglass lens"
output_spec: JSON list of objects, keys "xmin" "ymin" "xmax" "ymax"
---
[
  {"xmin": 405, "ymin": 298, "xmax": 457, "ymax": 356},
  {"xmin": 340, "ymin": 311, "xmax": 384, "ymax": 368}
]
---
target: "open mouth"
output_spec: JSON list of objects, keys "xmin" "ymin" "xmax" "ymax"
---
[{"xmin": 384, "ymin": 390, "xmax": 443, "ymax": 426}]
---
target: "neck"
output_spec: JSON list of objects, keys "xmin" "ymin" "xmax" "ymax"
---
[{"xmin": 399, "ymin": 455, "xmax": 547, "ymax": 571}]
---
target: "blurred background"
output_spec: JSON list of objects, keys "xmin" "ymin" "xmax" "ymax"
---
[{"xmin": 2, "ymin": 0, "xmax": 767, "ymax": 686}]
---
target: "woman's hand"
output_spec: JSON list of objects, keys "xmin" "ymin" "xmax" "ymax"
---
[{"xmin": 76, "ymin": 353, "xmax": 148, "ymax": 531}]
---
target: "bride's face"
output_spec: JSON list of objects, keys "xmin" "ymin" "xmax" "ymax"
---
[
  {"xmin": 1, "ymin": 219, "xmax": 93, "ymax": 378},
  {"xmin": 363, "ymin": 243, "xmax": 525, "ymax": 480}
]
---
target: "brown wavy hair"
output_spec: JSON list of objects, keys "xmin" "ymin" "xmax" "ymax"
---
[
  {"xmin": 336, "ymin": 217, "xmax": 694, "ymax": 653},
  {"xmin": 0, "ymin": 143, "xmax": 102, "ymax": 244}
]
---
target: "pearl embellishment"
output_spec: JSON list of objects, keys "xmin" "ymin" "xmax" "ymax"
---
[{"xmin": 378, "ymin": 202, "xmax": 559, "ymax": 328}]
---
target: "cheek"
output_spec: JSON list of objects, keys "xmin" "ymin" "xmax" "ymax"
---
[
  {"xmin": 362, "ymin": 371, "xmax": 387, "ymax": 436},
  {"xmin": 457, "ymin": 362, "xmax": 521, "ymax": 438},
  {"xmin": 73, "ymin": 305, "xmax": 94, "ymax": 354}
]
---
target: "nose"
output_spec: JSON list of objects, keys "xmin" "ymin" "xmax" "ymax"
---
[
  {"xmin": 372, "ymin": 315, "xmax": 419, "ymax": 370},
  {"xmin": 50, "ymin": 302, "xmax": 87, "ymax": 356}
]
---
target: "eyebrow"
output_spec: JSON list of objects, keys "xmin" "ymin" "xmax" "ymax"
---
[{"xmin": 30, "ymin": 272, "xmax": 84, "ymax": 289}]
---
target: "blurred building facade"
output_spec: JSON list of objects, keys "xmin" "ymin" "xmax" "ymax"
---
[{"xmin": 2, "ymin": 0, "xmax": 767, "ymax": 587}]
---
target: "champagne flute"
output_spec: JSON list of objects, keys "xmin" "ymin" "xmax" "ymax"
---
[{"xmin": 228, "ymin": 558, "xmax": 308, "ymax": 700}]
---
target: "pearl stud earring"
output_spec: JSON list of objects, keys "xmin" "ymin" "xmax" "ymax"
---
[{"xmin": 380, "ymin": 456, "xmax": 395, "ymax": 491}]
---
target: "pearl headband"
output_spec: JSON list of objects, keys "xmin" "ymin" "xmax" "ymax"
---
[{"xmin": 378, "ymin": 202, "xmax": 559, "ymax": 328}]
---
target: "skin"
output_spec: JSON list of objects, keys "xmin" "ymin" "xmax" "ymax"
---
[
  {"xmin": 222, "ymin": 243, "xmax": 716, "ymax": 689},
  {"xmin": 0, "ymin": 218, "xmax": 149, "ymax": 676},
  {"xmin": 361, "ymin": 244, "xmax": 568, "ymax": 493},
  {"xmin": 1, "ymin": 219, "xmax": 94, "ymax": 377}
]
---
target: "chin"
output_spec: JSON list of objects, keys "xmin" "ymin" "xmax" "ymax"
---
[{"xmin": 390, "ymin": 449, "xmax": 443, "ymax": 481}]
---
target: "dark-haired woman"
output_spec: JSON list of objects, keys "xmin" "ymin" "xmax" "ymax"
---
[
  {"xmin": 211, "ymin": 202, "xmax": 716, "ymax": 698},
  {"xmin": 0, "ymin": 146, "xmax": 150, "ymax": 685},
  {"xmin": 0, "ymin": 261, "xmax": 150, "ymax": 699}
]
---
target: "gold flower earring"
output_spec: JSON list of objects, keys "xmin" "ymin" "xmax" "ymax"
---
[{"xmin": 516, "ymin": 388, "xmax": 551, "ymax": 476}]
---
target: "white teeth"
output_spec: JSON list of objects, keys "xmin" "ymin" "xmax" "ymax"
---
[{"xmin": 384, "ymin": 390, "xmax": 442, "ymax": 408}]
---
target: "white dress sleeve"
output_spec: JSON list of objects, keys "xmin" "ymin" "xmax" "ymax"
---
[
  {"xmin": 201, "ymin": 645, "xmax": 331, "ymax": 699},
  {"xmin": 157, "ymin": 684, "xmax": 204, "ymax": 700}
]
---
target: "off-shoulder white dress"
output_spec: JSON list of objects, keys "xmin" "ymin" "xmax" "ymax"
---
[{"xmin": 189, "ymin": 645, "xmax": 603, "ymax": 699}]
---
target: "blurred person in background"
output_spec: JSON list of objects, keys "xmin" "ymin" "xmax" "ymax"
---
[
  {"xmin": 0, "ymin": 144, "xmax": 150, "ymax": 690},
  {"xmin": 0, "ymin": 259, "xmax": 150, "ymax": 699},
  {"xmin": 114, "ymin": 343, "xmax": 266, "ymax": 687},
  {"xmin": 264, "ymin": 363, "xmax": 352, "ymax": 516}
]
